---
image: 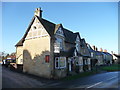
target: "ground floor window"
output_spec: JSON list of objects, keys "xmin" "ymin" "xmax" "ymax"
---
[
  {"xmin": 55, "ymin": 57, "xmax": 66, "ymax": 69},
  {"xmin": 87, "ymin": 58, "xmax": 91, "ymax": 65},
  {"xmin": 45, "ymin": 55, "xmax": 50, "ymax": 63},
  {"xmin": 76, "ymin": 57, "xmax": 83, "ymax": 65},
  {"xmin": 84, "ymin": 59, "xmax": 88, "ymax": 65}
]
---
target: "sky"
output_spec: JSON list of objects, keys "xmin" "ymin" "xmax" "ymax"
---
[{"xmin": 2, "ymin": 2, "xmax": 118, "ymax": 54}]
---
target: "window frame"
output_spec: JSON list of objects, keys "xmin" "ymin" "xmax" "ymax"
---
[
  {"xmin": 45, "ymin": 55, "xmax": 50, "ymax": 63},
  {"xmin": 55, "ymin": 57, "xmax": 66, "ymax": 69}
]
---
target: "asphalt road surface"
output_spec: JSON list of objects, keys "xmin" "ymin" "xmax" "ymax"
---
[{"xmin": 2, "ymin": 65, "xmax": 120, "ymax": 89}]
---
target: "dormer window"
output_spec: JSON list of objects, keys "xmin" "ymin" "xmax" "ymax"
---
[
  {"xmin": 80, "ymin": 45, "xmax": 83, "ymax": 48},
  {"xmin": 55, "ymin": 38, "xmax": 63, "ymax": 50},
  {"xmin": 56, "ymin": 27, "xmax": 64, "ymax": 37},
  {"xmin": 58, "ymin": 31, "xmax": 61, "ymax": 34}
]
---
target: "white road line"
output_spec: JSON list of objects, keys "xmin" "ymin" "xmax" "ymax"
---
[
  {"xmin": 46, "ymin": 83, "xmax": 60, "ymax": 86},
  {"xmin": 86, "ymin": 76, "xmax": 118, "ymax": 89},
  {"xmin": 106, "ymin": 76, "xmax": 117, "ymax": 81},
  {"xmin": 86, "ymin": 82, "xmax": 102, "ymax": 88}
]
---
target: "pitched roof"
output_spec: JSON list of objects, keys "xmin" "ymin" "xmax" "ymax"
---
[
  {"xmin": 15, "ymin": 16, "xmax": 81, "ymax": 46},
  {"xmin": 54, "ymin": 24, "xmax": 63, "ymax": 34},
  {"xmin": 63, "ymin": 28, "xmax": 77, "ymax": 44},
  {"xmin": 38, "ymin": 17, "xmax": 56, "ymax": 37},
  {"xmin": 15, "ymin": 16, "xmax": 56, "ymax": 46},
  {"xmin": 102, "ymin": 52, "xmax": 112, "ymax": 56},
  {"xmin": 15, "ymin": 38, "xmax": 24, "ymax": 46},
  {"xmin": 114, "ymin": 54, "xmax": 120, "ymax": 58}
]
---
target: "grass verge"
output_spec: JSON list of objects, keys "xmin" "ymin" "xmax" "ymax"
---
[
  {"xmin": 100, "ymin": 64, "xmax": 120, "ymax": 71},
  {"xmin": 61, "ymin": 70, "xmax": 98, "ymax": 81}
]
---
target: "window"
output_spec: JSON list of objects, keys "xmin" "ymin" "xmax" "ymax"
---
[
  {"xmin": 80, "ymin": 45, "xmax": 84, "ymax": 48},
  {"xmin": 76, "ymin": 57, "xmax": 83, "ymax": 65},
  {"xmin": 55, "ymin": 57, "xmax": 59, "ymax": 68},
  {"xmin": 20, "ymin": 59, "xmax": 23, "ymax": 63},
  {"xmin": 87, "ymin": 58, "xmax": 91, "ymax": 64},
  {"xmin": 56, "ymin": 38, "xmax": 63, "ymax": 50},
  {"xmin": 33, "ymin": 26, "xmax": 37, "ymax": 30},
  {"xmin": 56, "ymin": 28, "xmax": 64, "ymax": 36},
  {"xmin": 91, "ymin": 52, "xmax": 94, "ymax": 57},
  {"xmin": 55, "ymin": 57, "xmax": 66, "ymax": 69},
  {"xmin": 84, "ymin": 59, "xmax": 88, "ymax": 65},
  {"xmin": 45, "ymin": 55, "xmax": 50, "ymax": 63},
  {"xmin": 76, "ymin": 43, "xmax": 79, "ymax": 51},
  {"xmin": 58, "ymin": 31, "xmax": 61, "ymax": 34},
  {"xmin": 54, "ymin": 42, "xmax": 60, "ymax": 53},
  {"xmin": 60, "ymin": 42, "xmax": 62, "ymax": 49}
]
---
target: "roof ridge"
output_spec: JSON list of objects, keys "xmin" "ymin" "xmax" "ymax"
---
[{"xmin": 37, "ymin": 16, "xmax": 56, "ymax": 25}]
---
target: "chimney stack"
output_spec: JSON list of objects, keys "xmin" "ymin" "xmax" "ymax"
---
[
  {"xmin": 34, "ymin": 7, "xmax": 43, "ymax": 18},
  {"xmin": 100, "ymin": 48, "xmax": 103, "ymax": 52},
  {"xmin": 92, "ymin": 45, "xmax": 96, "ymax": 51},
  {"xmin": 104, "ymin": 49, "xmax": 107, "ymax": 52},
  {"xmin": 96, "ymin": 47, "xmax": 98, "ymax": 51}
]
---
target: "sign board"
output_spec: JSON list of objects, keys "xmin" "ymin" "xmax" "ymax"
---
[{"xmin": 54, "ymin": 43, "xmax": 60, "ymax": 53}]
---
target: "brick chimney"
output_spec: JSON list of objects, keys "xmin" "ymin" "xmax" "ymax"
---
[{"xmin": 34, "ymin": 8, "xmax": 43, "ymax": 18}]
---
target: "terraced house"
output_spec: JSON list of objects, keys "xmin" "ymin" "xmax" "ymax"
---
[{"xmin": 15, "ymin": 8, "xmax": 94, "ymax": 79}]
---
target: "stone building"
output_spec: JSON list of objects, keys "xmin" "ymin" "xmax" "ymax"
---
[{"xmin": 15, "ymin": 8, "xmax": 92, "ymax": 79}]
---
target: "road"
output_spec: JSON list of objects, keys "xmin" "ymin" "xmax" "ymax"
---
[{"xmin": 2, "ymin": 65, "xmax": 120, "ymax": 89}]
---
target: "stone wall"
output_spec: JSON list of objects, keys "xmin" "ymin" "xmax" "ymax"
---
[
  {"xmin": 23, "ymin": 36, "xmax": 52, "ymax": 78},
  {"xmin": 16, "ymin": 46, "xmax": 23, "ymax": 64}
]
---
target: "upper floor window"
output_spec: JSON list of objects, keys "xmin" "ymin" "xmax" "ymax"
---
[
  {"xmin": 56, "ymin": 27, "xmax": 64, "ymax": 37},
  {"xmin": 76, "ymin": 36, "xmax": 80, "ymax": 42},
  {"xmin": 91, "ymin": 52, "xmax": 94, "ymax": 57},
  {"xmin": 55, "ymin": 38, "xmax": 63, "ymax": 50},
  {"xmin": 76, "ymin": 43, "xmax": 79, "ymax": 51}
]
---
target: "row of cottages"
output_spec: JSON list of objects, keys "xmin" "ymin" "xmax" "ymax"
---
[
  {"xmin": 15, "ymin": 8, "xmax": 112, "ymax": 79},
  {"xmin": 87, "ymin": 43, "xmax": 113, "ymax": 68}
]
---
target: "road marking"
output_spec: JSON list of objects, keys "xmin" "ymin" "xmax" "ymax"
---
[
  {"xmin": 86, "ymin": 82, "xmax": 102, "ymax": 88},
  {"xmin": 46, "ymin": 83, "xmax": 60, "ymax": 86},
  {"xmin": 106, "ymin": 76, "xmax": 117, "ymax": 81},
  {"xmin": 86, "ymin": 76, "xmax": 118, "ymax": 89}
]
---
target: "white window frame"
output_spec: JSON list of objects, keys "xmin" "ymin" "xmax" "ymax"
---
[
  {"xmin": 87, "ymin": 58, "xmax": 91, "ymax": 65},
  {"xmin": 76, "ymin": 43, "xmax": 79, "ymax": 51},
  {"xmin": 55, "ymin": 57, "xmax": 66, "ymax": 69},
  {"xmin": 84, "ymin": 59, "xmax": 88, "ymax": 65},
  {"xmin": 91, "ymin": 52, "xmax": 94, "ymax": 57},
  {"xmin": 56, "ymin": 27, "xmax": 64, "ymax": 37},
  {"xmin": 79, "ymin": 57, "xmax": 83, "ymax": 65},
  {"xmin": 55, "ymin": 38, "xmax": 63, "ymax": 50}
]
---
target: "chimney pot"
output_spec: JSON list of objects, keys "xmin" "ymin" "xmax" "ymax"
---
[{"xmin": 34, "ymin": 7, "xmax": 43, "ymax": 18}]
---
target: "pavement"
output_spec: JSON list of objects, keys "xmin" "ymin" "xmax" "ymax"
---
[{"xmin": 2, "ymin": 65, "xmax": 120, "ymax": 89}]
